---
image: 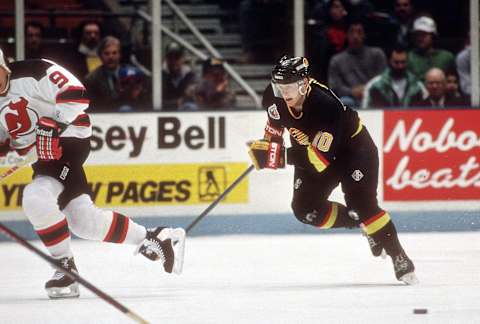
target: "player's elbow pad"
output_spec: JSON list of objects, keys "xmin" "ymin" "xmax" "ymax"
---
[{"xmin": 248, "ymin": 140, "xmax": 285, "ymax": 170}]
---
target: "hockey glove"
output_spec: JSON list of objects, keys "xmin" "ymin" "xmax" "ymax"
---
[
  {"xmin": 36, "ymin": 117, "xmax": 63, "ymax": 161},
  {"xmin": 248, "ymin": 139, "xmax": 285, "ymax": 170}
]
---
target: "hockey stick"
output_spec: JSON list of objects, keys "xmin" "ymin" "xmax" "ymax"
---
[
  {"xmin": 0, "ymin": 223, "xmax": 150, "ymax": 324},
  {"xmin": 186, "ymin": 164, "xmax": 255, "ymax": 234},
  {"xmin": 0, "ymin": 150, "xmax": 37, "ymax": 182}
]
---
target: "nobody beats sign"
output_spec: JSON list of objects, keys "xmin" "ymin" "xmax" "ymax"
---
[{"xmin": 383, "ymin": 110, "xmax": 480, "ymax": 201}]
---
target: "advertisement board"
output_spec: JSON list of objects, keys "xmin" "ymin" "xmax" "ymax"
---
[
  {"xmin": 1, "ymin": 109, "xmax": 478, "ymax": 222},
  {"xmin": 383, "ymin": 110, "xmax": 480, "ymax": 201}
]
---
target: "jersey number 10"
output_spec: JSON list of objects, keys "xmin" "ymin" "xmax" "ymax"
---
[{"xmin": 312, "ymin": 131, "xmax": 333, "ymax": 152}]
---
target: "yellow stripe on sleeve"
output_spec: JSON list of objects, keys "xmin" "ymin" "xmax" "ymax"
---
[{"xmin": 307, "ymin": 145, "xmax": 330, "ymax": 173}]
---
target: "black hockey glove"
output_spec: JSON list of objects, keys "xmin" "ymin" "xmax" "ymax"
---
[
  {"xmin": 36, "ymin": 117, "xmax": 63, "ymax": 161},
  {"xmin": 248, "ymin": 139, "xmax": 285, "ymax": 170}
]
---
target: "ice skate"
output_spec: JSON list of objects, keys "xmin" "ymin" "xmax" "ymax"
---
[
  {"xmin": 45, "ymin": 257, "xmax": 80, "ymax": 299},
  {"xmin": 392, "ymin": 251, "xmax": 418, "ymax": 285},
  {"xmin": 135, "ymin": 227, "xmax": 186, "ymax": 274},
  {"xmin": 363, "ymin": 231, "xmax": 387, "ymax": 258}
]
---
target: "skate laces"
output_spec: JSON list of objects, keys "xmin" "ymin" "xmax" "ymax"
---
[
  {"xmin": 51, "ymin": 258, "xmax": 71, "ymax": 280},
  {"xmin": 367, "ymin": 236, "xmax": 377, "ymax": 248},
  {"xmin": 144, "ymin": 238, "xmax": 166, "ymax": 262},
  {"xmin": 394, "ymin": 255, "xmax": 409, "ymax": 272}
]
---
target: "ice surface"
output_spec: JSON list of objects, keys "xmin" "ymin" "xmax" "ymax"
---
[{"xmin": 0, "ymin": 232, "xmax": 479, "ymax": 324}]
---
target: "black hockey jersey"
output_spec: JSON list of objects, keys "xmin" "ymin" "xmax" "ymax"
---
[{"xmin": 262, "ymin": 79, "xmax": 362, "ymax": 174}]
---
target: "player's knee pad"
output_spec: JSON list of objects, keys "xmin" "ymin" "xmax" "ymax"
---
[
  {"xmin": 63, "ymin": 194, "xmax": 111, "ymax": 240},
  {"xmin": 22, "ymin": 176, "xmax": 64, "ymax": 228}
]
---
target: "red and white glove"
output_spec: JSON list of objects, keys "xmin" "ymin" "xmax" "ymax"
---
[{"xmin": 36, "ymin": 117, "xmax": 62, "ymax": 161}]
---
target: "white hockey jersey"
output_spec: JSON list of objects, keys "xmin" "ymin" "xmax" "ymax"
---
[{"xmin": 0, "ymin": 59, "xmax": 92, "ymax": 151}]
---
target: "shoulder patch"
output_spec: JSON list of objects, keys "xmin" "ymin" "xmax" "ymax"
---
[
  {"xmin": 267, "ymin": 104, "xmax": 280, "ymax": 120},
  {"xmin": 9, "ymin": 59, "xmax": 53, "ymax": 81}
]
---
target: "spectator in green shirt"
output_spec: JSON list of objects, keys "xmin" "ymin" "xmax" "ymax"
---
[
  {"xmin": 407, "ymin": 16, "xmax": 455, "ymax": 81},
  {"xmin": 362, "ymin": 44, "xmax": 426, "ymax": 109}
]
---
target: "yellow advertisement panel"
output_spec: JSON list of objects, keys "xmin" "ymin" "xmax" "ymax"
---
[{"xmin": 0, "ymin": 163, "xmax": 249, "ymax": 210}]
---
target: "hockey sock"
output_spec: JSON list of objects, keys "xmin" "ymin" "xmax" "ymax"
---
[
  {"xmin": 23, "ymin": 176, "xmax": 73, "ymax": 259},
  {"xmin": 36, "ymin": 219, "xmax": 73, "ymax": 259},
  {"xmin": 363, "ymin": 212, "xmax": 403, "ymax": 256},
  {"xmin": 103, "ymin": 211, "xmax": 147, "ymax": 244},
  {"xmin": 63, "ymin": 194, "xmax": 146, "ymax": 245},
  {"xmin": 313, "ymin": 202, "xmax": 358, "ymax": 229}
]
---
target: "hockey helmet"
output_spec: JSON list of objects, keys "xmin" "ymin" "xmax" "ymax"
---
[
  {"xmin": 271, "ymin": 55, "xmax": 309, "ymax": 85},
  {"xmin": 0, "ymin": 48, "xmax": 11, "ymax": 74},
  {"xmin": 271, "ymin": 55, "xmax": 310, "ymax": 99}
]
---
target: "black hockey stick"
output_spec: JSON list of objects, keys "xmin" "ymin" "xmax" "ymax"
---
[
  {"xmin": 0, "ymin": 222, "xmax": 150, "ymax": 324},
  {"xmin": 186, "ymin": 164, "xmax": 255, "ymax": 234}
]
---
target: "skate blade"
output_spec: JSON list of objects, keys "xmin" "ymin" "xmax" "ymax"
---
[
  {"xmin": 380, "ymin": 248, "xmax": 387, "ymax": 259},
  {"xmin": 46, "ymin": 283, "xmax": 80, "ymax": 299},
  {"xmin": 399, "ymin": 272, "xmax": 419, "ymax": 285},
  {"xmin": 171, "ymin": 228, "xmax": 186, "ymax": 275}
]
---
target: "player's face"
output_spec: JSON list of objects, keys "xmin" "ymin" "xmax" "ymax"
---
[
  {"xmin": 0, "ymin": 67, "xmax": 8, "ymax": 93},
  {"xmin": 273, "ymin": 79, "xmax": 307, "ymax": 106}
]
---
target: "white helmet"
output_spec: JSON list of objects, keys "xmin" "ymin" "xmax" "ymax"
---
[{"xmin": 0, "ymin": 48, "xmax": 11, "ymax": 74}]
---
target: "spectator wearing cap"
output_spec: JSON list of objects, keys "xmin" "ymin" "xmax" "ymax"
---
[
  {"xmin": 328, "ymin": 19, "xmax": 387, "ymax": 108},
  {"xmin": 411, "ymin": 68, "xmax": 467, "ymax": 108},
  {"xmin": 117, "ymin": 66, "xmax": 152, "ymax": 112},
  {"xmin": 84, "ymin": 36, "xmax": 123, "ymax": 112},
  {"xmin": 362, "ymin": 44, "xmax": 426, "ymax": 109},
  {"xmin": 162, "ymin": 42, "xmax": 197, "ymax": 110},
  {"xmin": 407, "ymin": 16, "xmax": 455, "ymax": 82},
  {"xmin": 179, "ymin": 58, "xmax": 236, "ymax": 111}
]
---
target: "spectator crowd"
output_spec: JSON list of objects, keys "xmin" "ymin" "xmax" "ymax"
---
[
  {"xmin": 303, "ymin": 0, "xmax": 472, "ymax": 109},
  {"xmin": 1, "ymin": 0, "xmax": 475, "ymax": 112}
]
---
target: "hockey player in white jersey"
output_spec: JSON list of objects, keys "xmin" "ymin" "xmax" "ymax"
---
[{"xmin": 0, "ymin": 49, "xmax": 186, "ymax": 298}]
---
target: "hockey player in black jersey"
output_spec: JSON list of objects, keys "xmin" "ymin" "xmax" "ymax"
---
[
  {"xmin": 248, "ymin": 55, "xmax": 418, "ymax": 284},
  {"xmin": 0, "ymin": 49, "xmax": 186, "ymax": 298}
]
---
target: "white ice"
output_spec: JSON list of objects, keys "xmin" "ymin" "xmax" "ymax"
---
[{"xmin": 1, "ymin": 232, "xmax": 479, "ymax": 324}]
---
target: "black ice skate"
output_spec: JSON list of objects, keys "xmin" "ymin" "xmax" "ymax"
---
[
  {"xmin": 45, "ymin": 257, "xmax": 80, "ymax": 299},
  {"xmin": 364, "ymin": 231, "xmax": 386, "ymax": 258},
  {"xmin": 392, "ymin": 251, "xmax": 418, "ymax": 285},
  {"xmin": 135, "ymin": 227, "xmax": 186, "ymax": 274}
]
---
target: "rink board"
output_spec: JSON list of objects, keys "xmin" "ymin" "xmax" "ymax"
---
[{"xmin": 0, "ymin": 110, "xmax": 479, "ymax": 230}]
